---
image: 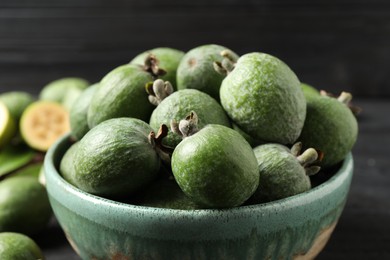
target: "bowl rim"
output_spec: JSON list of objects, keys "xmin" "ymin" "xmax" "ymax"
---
[{"xmin": 44, "ymin": 133, "xmax": 354, "ymax": 215}]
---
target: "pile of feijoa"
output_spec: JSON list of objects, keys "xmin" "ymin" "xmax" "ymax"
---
[
  {"xmin": 0, "ymin": 44, "xmax": 359, "ymax": 213},
  {"xmin": 56, "ymin": 44, "xmax": 359, "ymax": 209}
]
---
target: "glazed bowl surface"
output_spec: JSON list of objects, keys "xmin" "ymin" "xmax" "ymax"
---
[{"xmin": 44, "ymin": 134, "xmax": 354, "ymax": 260}]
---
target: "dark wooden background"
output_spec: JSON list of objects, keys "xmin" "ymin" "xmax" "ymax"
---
[{"xmin": 1, "ymin": 0, "xmax": 389, "ymax": 97}]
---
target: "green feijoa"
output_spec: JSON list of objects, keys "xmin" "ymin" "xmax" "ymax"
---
[
  {"xmin": 298, "ymin": 91, "xmax": 358, "ymax": 168},
  {"xmin": 69, "ymin": 83, "xmax": 99, "ymax": 140},
  {"xmin": 39, "ymin": 77, "xmax": 89, "ymax": 106},
  {"xmin": 88, "ymin": 64, "xmax": 155, "ymax": 128},
  {"xmin": 171, "ymin": 124, "xmax": 259, "ymax": 208},
  {"xmin": 0, "ymin": 91, "xmax": 35, "ymax": 123},
  {"xmin": 176, "ymin": 44, "xmax": 239, "ymax": 101},
  {"xmin": 220, "ymin": 52, "xmax": 306, "ymax": 145},
  {"xmin": 134, "ymin": 177, "xmax": 203, "ymax": 210},
  {"xmin": 251, "ymin": 143, "xmax": 320, "ymax": 203},
  {"xmin": 149, "ymin": 88, "xmax": 231, "ymax": 148},
  {"xmin": 59, "ymin": 141, "xmax": 79, "ymax": 186},
  {"xmin": 0, "ymin": 176, "xmax": 52, "ymax": 235},
  {"xmin": 130, "ymin": 47, "xmax": 185, "ymax": 89},
  {"xmin": 0, "ymin": 102, "xmax": 17, "ymax": 149},
  {"xmin": 73, "ymin": 118, "xmax": 160, "ymax": 198},
  {"xmin": 232, "ymin": 123, "xmax": 264, "ymax": 148},
  {"xmin": 0, "ymin": 232, "xmax": 44, "ymax": 260},
  {"xmin": 301, "ymin": 82, "xmax": 320, "ymax": 97}
]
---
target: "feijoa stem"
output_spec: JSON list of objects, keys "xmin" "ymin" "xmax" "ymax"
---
[
  {"xmin": 171, "ymin": 111, "xmax": 199, "ymax": 138},
  {"xmin": 320, "ymin": 90, "xmax": 362, "ymax": 115},
  {"xmin": 291, "ymin": 142, "xmax": 322, "ymax": 176},
  {"xmin": 213, "ymin": 50, "xmax": 238, "ymax": 76},
  {"xmin": 143, "ymin": 54, "xmax": 167, "ymax": 78},
  {"xmin": 148, "ymin": 124, "xmax": 174, "ymax": 164},
  {"xmin": 145, "ymin": 79, "xmax": 174, "ymax": 106}
]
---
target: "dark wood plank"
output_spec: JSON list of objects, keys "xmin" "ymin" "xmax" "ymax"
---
[{"xmin": 0, "ymin": 1, "xmax": 389, "ymax": 97}]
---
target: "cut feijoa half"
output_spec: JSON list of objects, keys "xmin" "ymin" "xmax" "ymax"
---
[{"xmin": 20, "ymin": 101, "xmax": 70, "ymax": 152}]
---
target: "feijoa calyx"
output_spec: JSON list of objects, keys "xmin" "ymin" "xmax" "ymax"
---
[
  {"xmin": 251, "ymin": 142, "xmax": 321, "ymax": 203},
  {"xmin": 67, "ymin": 118, "xmax": 161, "ymax": 198},
  {"xmin": 171, "ymin": 115, "xmax": 259, "ymax": 208},
  {"xmin": 298, "ymin": 91, "xmax": 358, "ymax": 168},
  {"xmin": 148, "ymin": 80, "xmax": 231, "ymax": 148},
  {"xmin": 176, "ymin": 44, "xmax": 239, "ymax": 101},
  {"xmin": 219, "ymin": 52, "xmax": 306, "ymax": 145},
  {"xmin": 130, "ymin": 47, "xmax": 185, "ymax": 89}
]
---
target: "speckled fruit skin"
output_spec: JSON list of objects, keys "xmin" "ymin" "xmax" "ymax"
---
[
  {"xmin": 69, "ymin": 84, "xmax": 99, "ymax": 140},
  {"xmin": 0, "ymin": 232, "xmax": 44, "ymax": 260},
  {"xmin": 130, "ymin": 47, "xmax": 185, "ymax": 89},
  {"xmin": 251, "ymin": 143, "xmax": 311, "ymax": 203},
  {"xmin": 298, "ymin": 94, "xmax": 358, "ymax": 168},
  {"xmin": 87, "ymin": 64, "xmax": 154, "ymax": 128},
  {"xmin": 72, "ymin": 118, "xmax": 160, "ymax": 198},
  {"xmin": 176, "ymin": 44, "xmax": 239, "ymax": 101},
  {"xmin": 301, "ymin": 82, "xmax": 320, "ymax": 97},
  {"xmin": 39, "ymin": 77, "xmax": 89, "ymax": 105},
  {"xmin": 220, "ymin": 52, "xmax": 306, "ymax": 145},
  {"xmin": 0, "ymin": 91, "xmax": 35, "ymax": 123},
  {"xmin": 60, "ymin": 142, "xmax": 79, "ymax": 187},
  {"xmin": 171, "ymin": 124, "xmax": 259, "ymax": 208},
  {"xmin": 149, "ymin": 89, "xmax": 231, "ymax": 148}
]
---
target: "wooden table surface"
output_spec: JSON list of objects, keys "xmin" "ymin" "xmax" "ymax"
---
[{"xmin": 27, "ymin": 97, "xmax": 389, "ymax": 260}]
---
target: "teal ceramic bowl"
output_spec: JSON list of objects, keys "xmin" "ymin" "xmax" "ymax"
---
[{"xmin": 44, "ymin": 134, "xmax": 354, "ymax": 260}]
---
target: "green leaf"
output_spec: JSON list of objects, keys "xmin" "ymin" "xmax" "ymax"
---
[{"xmin": 0, "ymin": 144, "xmax": 35, "ymax": 177}]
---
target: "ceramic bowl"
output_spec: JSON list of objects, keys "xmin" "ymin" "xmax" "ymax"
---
[{"xmin": 44, "ymin": 134, "xmax": 353, "ymax": 260}]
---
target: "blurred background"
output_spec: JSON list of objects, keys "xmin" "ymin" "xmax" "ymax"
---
[{"xmin": 1, "ymin": 0, "xmax": 389, "ymax": 97}]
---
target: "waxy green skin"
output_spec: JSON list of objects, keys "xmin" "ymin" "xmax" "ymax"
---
[
  {"xmin": 0, "ymin": 232, "xmax": 44, "ymax": 260},
  {"xmin": 0, "ymin": 92, "xmax": 35, "ymax": 123},
  {"xmin": 298, "ymin": 94, "xmax": 358, "ymax": 168},
  {"xmin": 252, "ymin": 144, "xmax": 311, "ymax": 203},
  {"xmin": 220, "ymin": 52, "xmax": 306, "ymax": 145},
  {"xmin": 60, "ymin": 141, "xmax": 79, "ymax": 187},
  {"xmin": 39, "ymin": 77, "xmax": 89, "ymax": 105},
  {"xmin": 176, "ymin": 44, "xmax": 239, "ymax": 101},
  {"xmin": 88, "ymin": 64, "xmax": 154, "ymax": 128},
  {"xmin": 130, "ymin": 47, "xmax": 185, "ymax": 89},
  {"xmin": 301, "ymin": 83, "xmax": 320, "ymax": 97},
  {"xmin": 73, "ymin": 118, "xmax": 160, "ymax": 198},
  {"xmin": 69, "ymin": 84, "xmax": 99, "ymax": 140},
  {"xmin": 149, "ymin": 89, "xmax": 231, "ymax": 148},
  {"xmin": 0, "ymin": 176, "xmax": 52, "ymax": 235},
  {"xmin": 171, "ymin": 124, "xmax": 259, "ymax": 208}
]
